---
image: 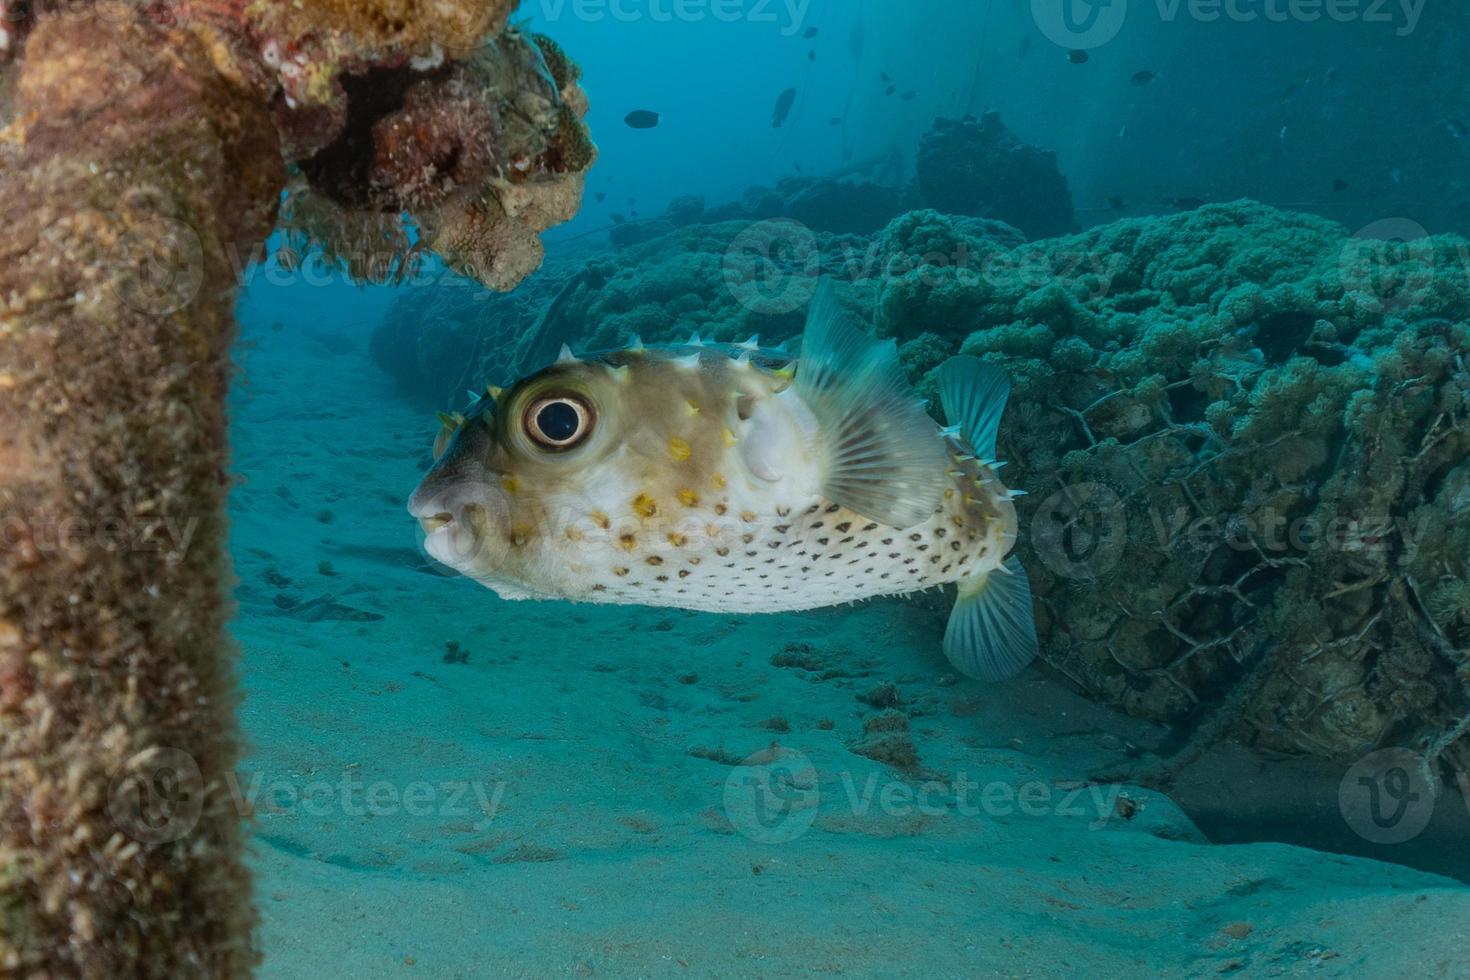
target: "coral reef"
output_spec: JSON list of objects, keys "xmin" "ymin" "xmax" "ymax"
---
[
  {"xmin": 0, "ymin": 1, "xmax": 590, "ymax": 973},
  {"xmin": 915, "ymin": 112, "xmax": 1076, "ymax": 240},
  {"xmin": 257, "ymin": 10, "xmax": 596, "ymax": 291},
  {"xmin": 876, "ymin": 201, "xmax": 1470, "ymax": 776}
]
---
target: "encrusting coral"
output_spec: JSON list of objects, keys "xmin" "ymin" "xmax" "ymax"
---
[
  {"xmin": 0, "ymin": 1, "xmax": 590, "ymax": 974},
  {"xmin": 383, "ymin": 200, "xmax": 1470, "ymax": 779}
]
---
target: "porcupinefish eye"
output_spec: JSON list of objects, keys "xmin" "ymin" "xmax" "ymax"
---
[{"xmin": 524, "ymin": 394, "xmax": 594, "ymax": 450}]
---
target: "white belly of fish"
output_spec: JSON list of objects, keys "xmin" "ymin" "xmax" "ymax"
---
[{"xmin": 542, "ymin": 485, "xmax": 1011, "ymax": 615}]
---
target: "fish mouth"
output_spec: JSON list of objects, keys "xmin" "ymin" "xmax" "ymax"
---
[{"xmin": 416, "ymin": 511, "xmax": 455, "ymax": 536}]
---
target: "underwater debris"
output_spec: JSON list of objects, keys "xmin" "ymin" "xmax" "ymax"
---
[
  {"xmin": 915, "ymin": 113, "xmax": 1076, "ymax": 239},
  {"xmin": 254, "ymin": 10, "xmax": 596, "ymax": 291}
]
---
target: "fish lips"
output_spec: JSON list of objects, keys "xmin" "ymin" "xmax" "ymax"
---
[{"xmin": 408, "ymin": 461, "xmax": 509, "ymax": 572}]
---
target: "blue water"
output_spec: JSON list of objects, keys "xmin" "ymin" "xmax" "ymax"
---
[{"xmin": 228, "ymin": 2, "xmax": 1470, "ymax": 975}]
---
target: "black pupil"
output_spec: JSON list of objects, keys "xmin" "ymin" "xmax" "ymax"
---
[{"xmin": 537, "ymin": 401, "xmax": 581, "ymax": 442}]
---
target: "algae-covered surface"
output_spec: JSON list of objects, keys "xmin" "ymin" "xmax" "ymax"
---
[{"xmin": 231, "ymin": 267, "xmax": 1470, "ymax": 977}]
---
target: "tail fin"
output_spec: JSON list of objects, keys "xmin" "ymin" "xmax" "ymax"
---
[
  {"xmin": 938, "ymin": 355, "xmax": 1037, "ymax": 680},
  {"xmin": 944, "ymin": 556, "xmax": 1038, "ymax": 681},
  {"xmin": 938, "ymin": 355, "xmax": 1010, "ymax": 460}
]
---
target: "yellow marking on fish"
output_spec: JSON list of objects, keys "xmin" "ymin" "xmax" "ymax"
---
[
  {"xmin": 677, "ymin": 488, "xmax": 700, "ymax": 507},
  {"xmin": 500, "ymin": 474, "xmax": 519, "ymax": 494},
  {"xmin": 486, "ymin": 384, "xmax": 504, "ymax": 401},
  {"xmin": 667, "ymin": 532, "xmax": 687, "ymax": 547},
  {"xmin": 590, "ymin": 511, "xmax": 610, "ymax": 529},
  {"xmin": 685, "ymin": 401, "xmax": 701, "ymax": 416},
  {"xmin": 632, "ymin": 493, "xmax": 658, "ymax": 518},
  {"xmin": 711, "ymin": 473, "xmax": 727, "ymax": 489},
  {"xmin": 668, "ymin": 437, "xmax": 692, "ymax": 462},
  {"xmin": 721, "ymin": 427, "xmax": 737, "ymax": 447}
]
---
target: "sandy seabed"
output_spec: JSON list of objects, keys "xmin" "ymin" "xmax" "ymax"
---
[{"xmin": 229, "ymin": 284, "xmax": 1470, "ymax": 978}]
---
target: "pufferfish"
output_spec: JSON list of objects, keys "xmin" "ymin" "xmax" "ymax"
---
[{"xmin": 409, "ymin": 286, "xmax": 1038, "ymax": 681}]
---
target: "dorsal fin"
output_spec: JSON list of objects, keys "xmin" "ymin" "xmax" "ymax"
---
[
  {"xmin": 794, "ymin": 283, "xmax": 947, "ymax": 529},
  {"xmin": 938, "ymin": 356, "xmax": 1010, "ymax": 461}
]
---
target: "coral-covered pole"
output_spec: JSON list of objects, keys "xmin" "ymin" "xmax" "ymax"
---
[
  {"xmin": 0, "ymin": 10, "xmax": 281, "ymax": 974},
  {"xmin": 0, "ymin": 1, "xmax": 592, "ymax": 973}
]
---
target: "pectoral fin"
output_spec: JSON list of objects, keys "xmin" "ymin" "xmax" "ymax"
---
[
  {"xmin": 943, "ymin": 556, "xmax": 1038, "ymax": 681},
  {"xmin": 795, "ymin": 283, "xmax": 947, "ymax": 528}
]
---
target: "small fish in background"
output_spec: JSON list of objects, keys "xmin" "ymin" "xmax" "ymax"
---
[
  {"xmin": 629, "ymin": 210, "xmax": 639, "ymax": 218},
  {"xmin": 610, "ymin": 212, "xmax": 626, "ymax": 224},
  {"xmin": 1069, "ymin": 50, "xmax": 1089, "ymax": 65},
  {"xmin": 594, "ymin": 191, "xmax": 606, "ymax": 203},
  {"xmin": 772, "ymin": 87, "xmax": 797, "ymax": 127},
  {"xmin": 1324, "ymin": 65, "xmax": 1339, "ymax": 84},
  {"xmin": 1391, "ymin": 168, "xmax": 1403, "ymax": 185},
  {"xmin": 1444, "ymin": 117, "xmax": 1469, "ymax": 140},
  {"xmin": 802, "ymin": 26, "xmax": 818, "ymax": 39},
  {"xmin": 880, "ymin": 71, "xmax": 890, "ymax": 83},
  {"xmin": 1280, "ymin": 79, "xmax": 1307, "ymax": 101},
  {"xmin": 828, "ymin": 116, "xmax": 843, "ymax": 126},
  {"xmin": 1019, "ymin": 36, "xmax": 1032, "ymax": 58},
  {"xmin": 901, "ymin": 90, "xmax": 917, "ymax": 101},
  {"xmin": 624, "ymin": 109, "xmax": 660, "ymax": 129},
  {"xmin": 1118, "ymin": 124, "xmax": 1128, "ymax": 140},
  {"xmin": 1168, "ymin": 196, "xmax": 1206, "ymax": 210},
  {"xmin": 409, "ymin": 286, "xmax": 1039, "ymax": 683},
  {"xmin": 1279, "ymin": 125, "xmax": 1288, "ymax": 148},
  {"xmin": 1332, "ymin": 178, "xmax": 1349, "ymax": 193},
  {"xmin": 808, "ymin": 49, "xmax": 816, "ymax": 62},
  {"xmin": 1130, "ymin": 69, "xmax": 1158, "ymax": 86},
  {"xmin": 1108, "ymin": 194, "xmax": 1127, "ymax": 210},
  {"xmin": 885, "ymin": 85, "xmax": 897, "ymax": 96}
]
